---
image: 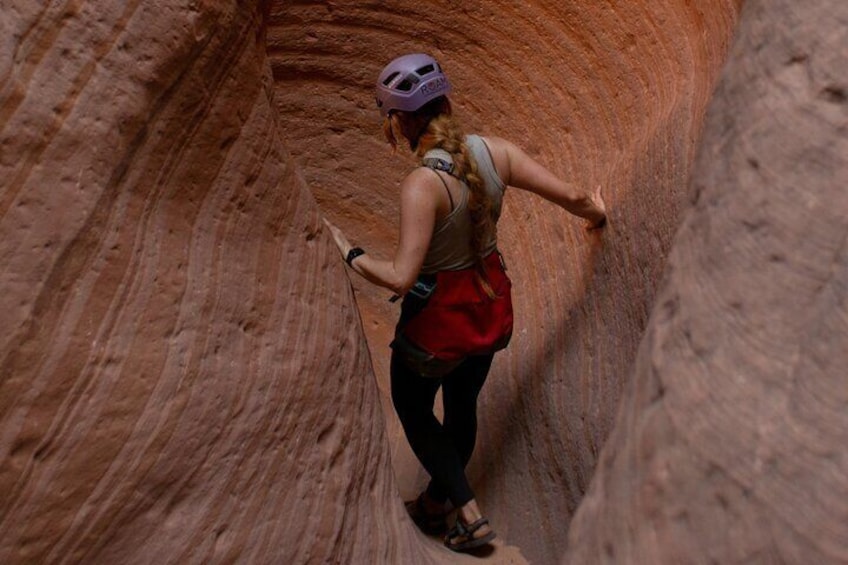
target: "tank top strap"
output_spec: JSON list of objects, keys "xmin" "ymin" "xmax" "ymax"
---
[
  {"xmin": 425, "ymin": 168, "xmax": 455, "ymax": 212},
  {"xmin": 422, "ymin": 148, "xmax": 461, "ymax": 212}
]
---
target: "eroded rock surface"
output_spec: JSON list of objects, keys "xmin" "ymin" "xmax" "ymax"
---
[
  {"xmin": 6, "ymin": 1, "xmax": 842, "ymax": 564},
  {"xmin": 566, "ymin": 1, "xmax": 848, "ymax": 563},
  {"xmin": 1, "ymin": 3, "xmax": 419, "ymax": 563},
  {"xmin": 268, "ymin": 2, "xmax": 738, "ymax": 563}
]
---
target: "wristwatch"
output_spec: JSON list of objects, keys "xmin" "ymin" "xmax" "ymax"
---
[{"xmin": 346, "ymin": 247, "xmax": 365, "ymax": 266}]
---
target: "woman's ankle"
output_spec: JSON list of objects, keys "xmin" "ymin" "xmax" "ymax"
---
[{"xmin": 457, "ymin": 499, "xmax": 484, "ymax": 525}]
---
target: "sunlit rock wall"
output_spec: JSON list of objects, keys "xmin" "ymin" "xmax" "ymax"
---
[
  {"xmin": 0, "ymin": 2, "xmax": 424, "ymax": 563},
  {"xmin": 566, "ymin": 1, "xmax": 848, "ymax": 563},
  {"xmin": 19, "ymin": 0, "xmax": 848, "ymax": 564},
  {"xmin": 269, "ymin": 2, "xmax": 738, "ymax": 563}
]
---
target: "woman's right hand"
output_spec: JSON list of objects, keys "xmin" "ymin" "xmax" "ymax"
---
[{"xmin": 585, "ymin": 185, "xmax": 607, "ymax": 230}]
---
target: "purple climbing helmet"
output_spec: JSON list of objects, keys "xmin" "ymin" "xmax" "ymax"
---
[{"xmin": 375, "ymin": 53, "xmax": 452, "ymax": 117}]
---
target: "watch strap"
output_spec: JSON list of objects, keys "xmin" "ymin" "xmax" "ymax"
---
[{"xmin": 346, "ymin": 247, "xmax": 365, "ymax": 266}]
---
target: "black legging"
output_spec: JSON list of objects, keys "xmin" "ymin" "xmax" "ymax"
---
[{"xmin": 390, "ymin": 350, "xmax": 494, "ymax": 508}]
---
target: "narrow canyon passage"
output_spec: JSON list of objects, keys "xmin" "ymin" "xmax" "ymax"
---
[
  {"xmin": 267, "ymin": 2, "xmax": 738, "ymax": 562},
  {"xmin": 3, "ymin": 1, "xmax": 845, "ymax": 564}
]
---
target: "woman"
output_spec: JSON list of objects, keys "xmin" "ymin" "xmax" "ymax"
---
[{"xmin": 324, "ymin": 53, "xmax": 606, "ymax": 552}]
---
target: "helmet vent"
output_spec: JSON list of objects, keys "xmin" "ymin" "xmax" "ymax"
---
[
  {"xmin": 415, "ymin": 64, "xmax": 435, "ymax": 75},
  {"xmin": 396, "ymin": 79, "xmax": 414, "ymax": 92},
  {"xmin": 382, "ymin": 71, "xmax": 400, "ymax": 86}
]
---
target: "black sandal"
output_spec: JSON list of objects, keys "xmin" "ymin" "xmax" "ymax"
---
[
  {"xmin": 444, "ymin": 517, "xmax": 496, "ymax": 552},
  {"xmin": 404, "ymin": 494, "xmax": 447, "ymax": 535}
]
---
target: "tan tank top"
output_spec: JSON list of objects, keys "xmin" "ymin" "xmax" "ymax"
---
[{"xmin": 420, "ymin": 134, "xmax": 506, "ymax": 273}]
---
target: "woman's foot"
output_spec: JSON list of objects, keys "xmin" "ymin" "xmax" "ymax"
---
[
  {"xmin": 405, "ymin": 492, "xmax": 447, "ymax": 535},
  {"xmin": 444, "ymin": 500, "xmax": 496, "ymax": 552}
]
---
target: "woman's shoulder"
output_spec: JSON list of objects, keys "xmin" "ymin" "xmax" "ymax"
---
[
  {"xmin": 398, "ymin": 166, "xmax": 455, "ymax": 220},
  {"xmin": 467, "ymin": 135, "xmax": 511, "ymax": 184},
  {"xmin": 401, "ymin": 166, "xmax": 447, "ymax": 198},
  {"xmin": 467, "ymin": 134, "xmax": 511, "ymax": 157},
  {"xmin": 471, "ymin": 134, "xmax": 509, "ymax": 150}
]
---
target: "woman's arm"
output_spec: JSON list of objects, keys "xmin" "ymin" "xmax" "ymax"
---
[
  {"xmin": 324, "ymin": 168, "xmax": 440, "ymax": 295},
  {"xmin": 484, "ymin": 136, "xmax": 607, "ymax": 228}
]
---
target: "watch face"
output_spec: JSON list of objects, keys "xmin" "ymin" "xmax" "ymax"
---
[{"xmin": 347, "ymin": 247, "xmax": 365, "ymax": 265}]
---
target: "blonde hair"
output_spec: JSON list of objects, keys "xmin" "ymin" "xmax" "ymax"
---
[{"xmin": 383, "ymin": 99, "xmax": 494, "ymax": 261}]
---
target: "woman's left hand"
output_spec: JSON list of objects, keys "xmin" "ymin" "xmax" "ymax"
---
[{"xmin": 323, "ymin": 218, "xmax": 352, "ymax": 259}]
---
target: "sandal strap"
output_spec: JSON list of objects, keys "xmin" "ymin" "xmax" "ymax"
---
[
  {"xmin": 463, "ymin": 517, "xmax": 489, "ymax": 535},
  {"xmin": 449, "ymin": 516, "xmax": 489, "ymax": 539},
  {"xmin": 445, "ymin": 515, "xmax": 496, "ymax": 552}
]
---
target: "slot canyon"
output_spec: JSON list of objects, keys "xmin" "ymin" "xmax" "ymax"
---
[{"xmin": 1, "ymin": 1, "xmax": 846, "ymax": 563}]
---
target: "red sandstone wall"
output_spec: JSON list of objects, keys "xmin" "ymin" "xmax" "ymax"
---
[
  {"xmin": 8, "ymin": 1, "xmax": 843, "ymax": 564},
  {"xmin": 566, "ymin": 1, "xmax": 848, "ymax": 562},
  {"xmin": 268, "ymin": 2, "xmax": 738, "ymax": 563},
  {"xmin": 0, "ymin": 3, "xmax": 424, "ymax": 563}
]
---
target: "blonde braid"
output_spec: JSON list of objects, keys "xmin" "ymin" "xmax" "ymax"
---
[{"xmin": 417, "ymin": 115, "xmax": 494, "ymax": 260}]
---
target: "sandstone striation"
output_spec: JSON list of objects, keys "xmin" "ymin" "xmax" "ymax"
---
[
  {"xmin": 5, "ymin": 0, "xmax": 843, "ymax": 564},
  {"xmin": 268, "ymin": 1, "xmax": 738, "ymax": 562},
  {"xmin": 566, "ymin": 1, "xmax": 848, "ymax": 563},
  {"xmin": 1, "ymin": 2, "xmax": 418, "ymax": 563}
]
